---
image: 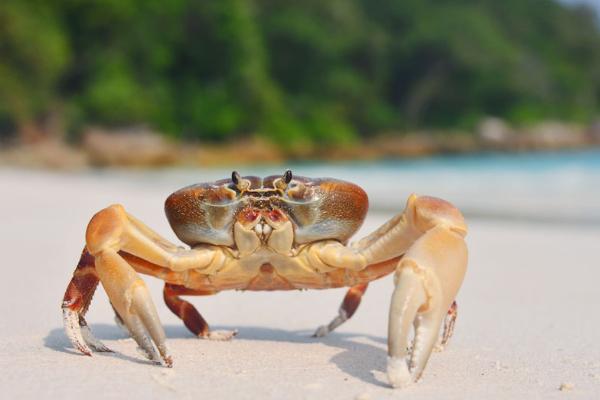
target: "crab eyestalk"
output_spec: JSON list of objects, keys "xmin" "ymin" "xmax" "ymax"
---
[
  {"xmin": 283, "ymin": 169, "xmax": 292, "ymax": 184},
  {"xmin": 274, "ymin": 169, "xmax": 293, "ymax": 191},
  {"xmin": 232, "ymin": 171, "xmax": 251, "ymax": 192}
]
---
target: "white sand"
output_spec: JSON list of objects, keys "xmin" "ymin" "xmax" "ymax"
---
[{"xmin": 1, "ymin": 168, "xmax": 599, "ymax": 399}]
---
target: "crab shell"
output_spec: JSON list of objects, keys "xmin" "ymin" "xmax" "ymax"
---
[{"xmin": 164, "ymin": 175, "xmax": 369, "ymax": 248}]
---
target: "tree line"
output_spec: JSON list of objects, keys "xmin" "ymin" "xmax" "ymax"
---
[{"xmin": 1, "ymin": 0, "xmax": 600, "ymax": 150}]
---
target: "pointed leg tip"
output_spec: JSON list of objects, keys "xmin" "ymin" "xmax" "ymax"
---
[
  {"xmin": 70, "ymin": 337, "xmax": 94, "ymax": 357},
  {"xmin": 77, "ymin": 347, "xmax": 93, "ymax": 357},
  {"xmin": 80, "ymin": 324, "xmax": 113, "ymax": 353},
  {"xmin": 312, "ymin": 326, "xmax": 329, "ymax": 338}
]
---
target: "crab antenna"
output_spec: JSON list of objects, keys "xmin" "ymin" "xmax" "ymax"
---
[
  {"xmin": 232, "ymin": 171, "xmax": 241, "ymax": 185},
  {"xmin": 283, "ymin": 170, "xmax": 293, "ymax": 184}
]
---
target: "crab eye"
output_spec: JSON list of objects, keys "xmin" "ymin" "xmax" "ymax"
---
[
  {"xmin": 283, "ymin": 170, "xmax": 292, "ymax": 184},
  {"xmin": 231, "ymin": 171, "xmax": 251, "ymax": 192},
  {"xmin": 273, "ymin": 170, "xmax": 293, "ymax": 191},
  {"xmin": 232, "ymin": 171, "xmax": 241, "ymax": 185}
]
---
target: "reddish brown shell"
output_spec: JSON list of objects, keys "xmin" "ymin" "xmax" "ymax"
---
[{"xmin": 164, "ymin": 174, "xmax": 368, "ymax": 247}]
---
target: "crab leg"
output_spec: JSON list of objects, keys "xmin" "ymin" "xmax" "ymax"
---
[
  {"xmin": 313, "ymin": 283, "xmax": 368, "ymax": 337},
  {"xmin": 164, "ymin": 284, "xmax": 210, "ymax": 337},
  {"xmin": 163, "ymin": 284, "xmax": 237, "ymax": 340},
  {"xmin": 62, "ymin": 248, "xmax": 112, "ymax": 355},
  {"xmin": 309, "ymin": 195, "xmax": 467, "ymax": 269},
  {"xmin": 62, "ymin": 204, "xmax": 228, "ymax": 365}
]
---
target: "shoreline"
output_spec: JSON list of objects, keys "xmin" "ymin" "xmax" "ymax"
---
[
  {"xmin": 1, "ymin": 120, "xmax": 599, "ymax": 169},
  {"xmin": 1, "ymin": 140, "xmax": 598, "ymax": 170}
]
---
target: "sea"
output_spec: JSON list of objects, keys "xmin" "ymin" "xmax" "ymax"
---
[{"xmin": 98, "ymin": 149, "xmax": 600, "ymax": 225}]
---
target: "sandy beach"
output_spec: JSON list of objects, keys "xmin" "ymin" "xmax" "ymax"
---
[{"xmin": 1, "ymin": 167, "xmax": 599, "ymax": 399}]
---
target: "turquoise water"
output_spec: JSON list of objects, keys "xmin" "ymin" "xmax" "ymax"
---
[
  {"xmin": 105, "ymin": 149, "xmax": 600, "ymax": 224},
  {"xmin": 294, "ymin": 150, "xmax": 600, "ymax": 224},
  {"xmin": 290, "ymin": 149, "xmax": 600, "ymax": 179}
]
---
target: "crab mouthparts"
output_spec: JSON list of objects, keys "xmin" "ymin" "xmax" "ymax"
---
[{"xmin": 254, "ymin": 219, "xmax": 273, "ymax": 241}]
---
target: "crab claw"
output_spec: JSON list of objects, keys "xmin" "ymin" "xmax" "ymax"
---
[
  {"xmin": 123, "ymin": 284, "xmax": 172, "ymax": 366},
  {"xmin": 386, "ymin": 223, "xmax": 467, "ymax": 386}
]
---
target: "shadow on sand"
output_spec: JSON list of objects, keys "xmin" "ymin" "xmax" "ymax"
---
[{"xmin": 45, "ymin": 323, "xmax": 388, "ymax": 386}]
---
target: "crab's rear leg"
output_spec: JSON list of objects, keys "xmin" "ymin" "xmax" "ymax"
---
[
  {"xmin": 312, "ymin": 283, "xmax": 368, "ymax": 337},
  {"xmin": 163, "ymin": 284, "xmax": 237, "ymax": 341},
  {"xmin": 62, "ymin": 248, "xmax": 112, "ymax": 355}
]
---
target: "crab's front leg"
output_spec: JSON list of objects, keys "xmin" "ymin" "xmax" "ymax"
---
[
  {"xmin": 62, "ymin": 204, "xmax": 227, "ymax": 366},
  {"xmin": 306, "ymin": 195, "xmax": 468, "ymax": 387}
]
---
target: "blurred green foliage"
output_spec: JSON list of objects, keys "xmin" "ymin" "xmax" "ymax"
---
[{"xmin": 1, "ymin": 0, "xmax": 600, "ymax": 147}]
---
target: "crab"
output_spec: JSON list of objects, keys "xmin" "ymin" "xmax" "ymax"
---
[{"xmin": 61, "ymin": 170, "xmax": 468, "ymax": 388}]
